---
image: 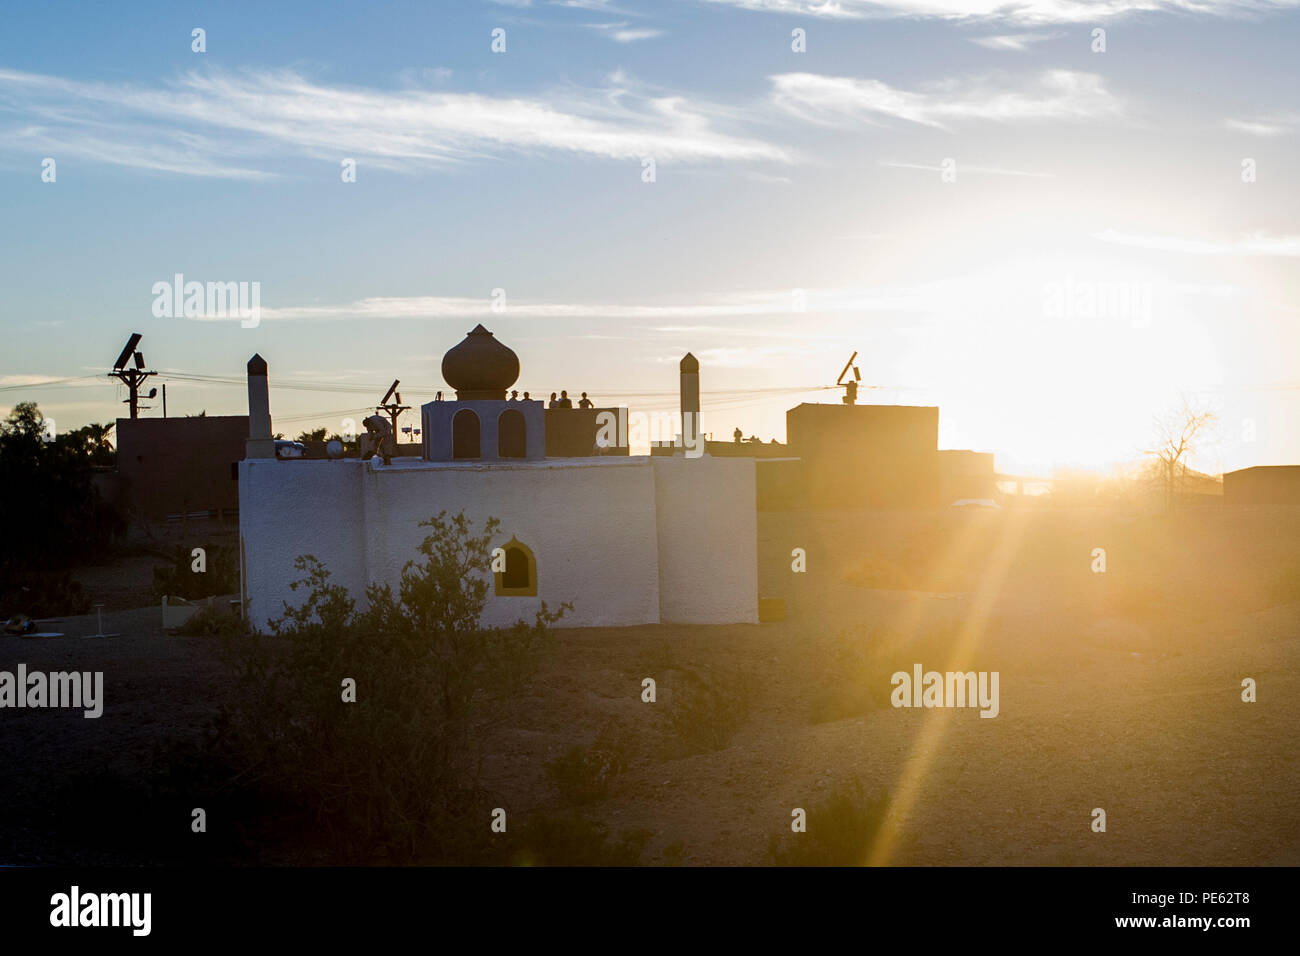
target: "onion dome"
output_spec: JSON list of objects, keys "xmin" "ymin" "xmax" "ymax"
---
[{"xmin": 440, "ymin": 324, "xmax": 520, "ymax": 400}]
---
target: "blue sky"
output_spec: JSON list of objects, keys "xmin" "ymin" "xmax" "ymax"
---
[{"xmin": 2, "ymin": 0, "xmax": 1299, "ymax": 473}]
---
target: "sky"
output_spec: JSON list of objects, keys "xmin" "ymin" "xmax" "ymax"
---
[{"xmin": 2, "ymin": 0, "xmax": 1298, "ymax": 475}]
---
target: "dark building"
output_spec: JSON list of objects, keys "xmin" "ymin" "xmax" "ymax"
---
[
  {"xmin": 115, "ymin": 415, "xmax": 247, "ymax": 519},
  {"xmin": 938, "ymin": 449, "xmax": 997, "ymax": 503},
  {"xmin": 545, "ymin": 407, "xmax": 630, "ymax": 457},
  {"xmin": 1223, "ymin": 465, "xmax": 1300, "ymax": 505},
  {"xmin": 786, "ymin": 402, "xmax": 940, "ymax": 508}
]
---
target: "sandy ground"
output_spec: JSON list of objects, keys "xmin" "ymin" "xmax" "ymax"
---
[{"xmin": 2, "ymin": 506, "xmax": 1297, "ymax": 865}]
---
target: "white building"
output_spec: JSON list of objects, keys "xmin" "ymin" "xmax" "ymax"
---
[{"xmin": 238, "ymin": 328, "xmax": 759, "ymax": 630}]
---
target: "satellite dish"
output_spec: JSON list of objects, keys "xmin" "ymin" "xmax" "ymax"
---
[
  {"xmin": 146, "ymin": 388, "xmax": 157, "ymax": 398},
  {"xmin": 325, "ymin": 438, "xmax": 344, "ymax": 459}
]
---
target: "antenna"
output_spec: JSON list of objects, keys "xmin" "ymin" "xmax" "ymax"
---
[
  {"xmin": 376, "ymin": 379, "xmax": 410, "ymax": 449},
  {"xmin": 836, "ymin": 351, "xmax": 862, "ymax": 405},
  {"xmin": 107, "ymin": 333, "xmax": 157, "ymax": 418}
]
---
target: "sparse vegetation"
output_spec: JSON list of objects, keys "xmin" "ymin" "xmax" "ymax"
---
[
  {"xmin": 666, "ymin": 666, "xmax": 756, "ymax": 757},
  {"xmin": 151, "ymin": 511, "xmax": 568, "ymax": 863},
  {"xmin": 767, "ymin": 777, "xmax": 895, "ymax": 866},
  {"xmin": 0, "ymin": 402, "xmax": 123, "ymax": 615},
  {"xmin": 545, "ymin": 726, "xmax": 629, "ymax": 805},
  {"xmin": 174, "ymin": 602, "xmax": 247, "ymax": 638},
  {"xmin": 152, "ymin": 543, "xmax": 240, "ymax": 602}
]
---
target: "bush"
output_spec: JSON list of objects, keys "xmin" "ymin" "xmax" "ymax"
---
[
  {"xmin": 0, "ymin": 568, "xmax": 91, "ymax": 618},
  {"xmin": 666, "ymin": 666, "xmax": 755, "ymax": 757},
  {"xmin": 137, "ymin": 512, "xmax": 569, "ymax": 863},
  {"xmin": 175, "ymin": 602, "xmax": 246, "ymax": 638},
  {"xmin": 0, "ymin": 402, "xmax": 123, "ymax": 577},
  {"xmin": 767, "ymin": 777, "xmax": 895, "ymax": 866},
  {"xmin": 153, "ymin": 544, "xmax": 240, "ymax": 601},
  {"xmin": 545, "ymin": 726, "xmax": 629, "ymax": 806},
  {"xmin": 168, "ymin": 511, "xmax": 569, "ymax": 864}
]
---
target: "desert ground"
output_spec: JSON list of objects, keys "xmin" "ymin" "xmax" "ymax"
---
[{"xmin": 3, "ymin": 504, "xmax": 1297, "ymax": 865}]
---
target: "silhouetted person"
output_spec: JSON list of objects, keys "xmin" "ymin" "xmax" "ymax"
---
[
  {"xmin": 578, "ymin": 392, "xmax": 593, "ymax": 408},
  {"xmin": 559, "ymin": 390, "xmax": 573, "ymax": 408},
  {"xmin": 523, "ymin": 391, "xmax": 530, "ymax": 401},
  {"xmin": 509, "ymin": 390, "xmax": 519, "ymax": 401},
  {"xmin": 733, "ymin": 427, "xmax": 742, "ymax": 443},
  {"xmin": 549, "ymin": 392, "xmax": 558, "ymax": 408}
]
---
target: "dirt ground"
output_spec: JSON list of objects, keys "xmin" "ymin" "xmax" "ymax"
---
[{"xmin": 2, "ymin": 505, "xmax": 1297, "ymax": 865}]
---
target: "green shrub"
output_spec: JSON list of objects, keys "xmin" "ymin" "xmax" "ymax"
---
[
  {"xmin": 175, "ymin": 602, "xmax": 246, "ymax": 638},
  {"xmin": 767, "ymin": 777, "xmax": 895, "ymax": 866},
  {"xmin": 545, "ymin": 726, "xmax": 629, "ymax": 805},
  {"xmin": 157, "ymin": 511, "xmax": 568, "ymax": 864},
  {"xmin": 152, "ymin": 543, "xmax": 239, "ymax": 601}
]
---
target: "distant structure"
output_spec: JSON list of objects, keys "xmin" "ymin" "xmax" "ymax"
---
[
  {"xmin": 239, "ymin": 328, "xmax": 759, "ymax": 630},
  {"xmin": 1224, "ymin": 465, "xmax": 1300, "ymax": 506},
  {"xmin": 787, "ymin": 402, "xmax": 940, "ymax": 508},
  {"xmin": 107, "ymin": 333, "xmax": 157, "ymax": 420},
  {"xmin": 115, "ymin": 415, "xmax": 247, "ymax": 520}
]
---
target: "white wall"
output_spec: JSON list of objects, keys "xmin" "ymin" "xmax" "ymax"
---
[
  {"xmin": 653, "ymin": 455, "xmax": 759, "ymax": 624},
  {"xmin": 241, "ymin": 457, "xmax": 662, "ymax": 631}
]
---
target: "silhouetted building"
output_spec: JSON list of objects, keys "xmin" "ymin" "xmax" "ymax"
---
[
  {"xmin": 787, "ymin": 402, "xmax": 939, "ymax": 508},
  {"xmin": 1224, "ymin": 465, "xmax": 1300, "ymax": 505},
  {"xmin": 115, "ymin": 415, "xmax": 247, "ymax": 519},
  {"xmin": 939, "ymin": 449, "xmax": 997, "ymax": 503}
]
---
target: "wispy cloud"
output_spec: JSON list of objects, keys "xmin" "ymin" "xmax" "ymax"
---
[
  {"xmin": 230, "ymin": 287, "xmax": 936, "ymax": 324},
  {"xmin": 1224, "ymin": 113, "xmax": 1299, "ymax": 136},
  {"xmin": 771, "ymin": 70, "xmax": 1124, "ymax": 129},
  {"xmin": 970, "ymin": 32, "xmax": 1059, "ymax": 50},
  {"xmin": 582, "ymin": 20, "xmax": 666, "ymax": 41},
  {"xmin": 880, "ymin": 160, "xmax": 1055, "ymax": 177},
  {"xmin": 0, "ymin": 66, "xmax": 789, "ymax": 178},
  {"xmin": 698, "ymin": 0, "xmax": 1300, "ymax": 26},
  {"xmin": 1093, "ymin": 229, "xmax": 1300, "ymax": 256}
]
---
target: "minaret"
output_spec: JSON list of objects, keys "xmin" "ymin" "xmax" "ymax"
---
[
  {"xmin": 245, "ymin": 354, "xmax": 276, "ymax": 459},
  {"xmin": 680, "ymin": 352, "xmax": 700, "ymax": 451}
]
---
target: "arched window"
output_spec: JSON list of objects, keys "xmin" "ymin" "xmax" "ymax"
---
[
  {"xmin": 452, "ymin": 409, "xmax": 480, "ymax": 459},
  {"xmin": 497, "ymin": 408, "xmax": 527, "ymax": 458},
  {"xmin": 494, "ymin": 537, "xmax": 537, "ymax": 596}
]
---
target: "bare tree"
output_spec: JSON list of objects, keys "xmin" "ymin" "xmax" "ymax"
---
[{"xmin": 1145, "ymin": 397, "xmax": 1217, "ymax": 510}]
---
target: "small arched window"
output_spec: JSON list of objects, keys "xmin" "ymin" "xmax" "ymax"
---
[
  {"xmin": 494, "ymin": 536, "xmax": 537, "ymax": 596},
  {"xmin": 452, "ymin": 409, "xmax": 480, "ymax": 459},
  {"xmin": 497, "ymin": 408, "xmax": 526, "ymax": 458}
]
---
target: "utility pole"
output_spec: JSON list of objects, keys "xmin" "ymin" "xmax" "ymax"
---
[
  {"xmin": 109, "ymin": 333, "xmax": 157, "ymax": 419},
  {"xmin": 377, "ymin": 379, "xmax": 410, "ymax": 444}
]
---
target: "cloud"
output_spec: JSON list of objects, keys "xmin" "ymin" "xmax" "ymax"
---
[
  {"xmin": 0, "ymin": 66, "xmax": 790, "ymax": 178},
  {"xmin": 1093, "ymin": 229, "xmax": 1300, "ymax": 256},
  {"xmin": 879, "ymin": 160, "xmax": 1055, "ymax": 177},
  {"xmin": 612, "ymin": 27, "xmax": 666, "ymax": 40},
  {"xmin": 771, "ymin": 70, "xmax": 1123, "ymax": 129},
  {"xmin": 1224, "ymin": 113, "xmax": 1298, "ymax": 136},
  {"xmin": 582, "ymin": 20, "xmax": 666, "ymax": 40},
  {"xmin": 697, "ymin": 0, "xmax": 1300, "ymax": 26},
  {"xmin": 225, "ymin": 287, "xmax": 934, "ymax": 324},
  {"xmin": 969, "ymin": 32, "xmax": 1059, "ymax": 50}
]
